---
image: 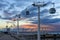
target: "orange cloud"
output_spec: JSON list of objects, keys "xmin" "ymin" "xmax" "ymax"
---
[{"xmin": 20, "ymin": 24, "xmax": 54, "ymax": 32}]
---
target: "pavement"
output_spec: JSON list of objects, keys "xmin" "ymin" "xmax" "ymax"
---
[
  {"xmin": 0, "ymin": 32, "xmax": 20, "ymax": 40},
  {"xmin": 0, "ymin": 35, "xmax": 17, "ymax": 40}
]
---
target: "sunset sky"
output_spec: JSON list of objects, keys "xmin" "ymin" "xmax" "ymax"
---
[{"xmin": 0, "ymin": 0, "xmax": 60, "ymax": 31}]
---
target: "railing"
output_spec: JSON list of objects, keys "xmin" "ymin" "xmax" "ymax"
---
[
  {"xmin": 1, "ymin": 31, "xmax": 60, "ymax": 40},
  {"xmin": 9, "ymin": 31, "xmax": 60, "ymax": 35}
]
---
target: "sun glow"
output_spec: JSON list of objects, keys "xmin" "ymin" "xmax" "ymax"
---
[
  {"xmin": 0, "ymin": 19, "xmax": 32, "ymax": 29},
  {"xmin": 0, "ymin": 19, "xmax": 54, "ymax": 32}
]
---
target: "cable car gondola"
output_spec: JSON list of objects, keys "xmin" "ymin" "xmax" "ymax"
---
[{"xmin": 49, "ymin": 3, "xmax": 56, "ymax": 14}]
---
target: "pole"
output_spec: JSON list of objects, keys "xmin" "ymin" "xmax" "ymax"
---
[
  {"xmin": 32, "ymin": 2, "xmax": 47, "ymax": 40},
  {"xmin": 17, "ymin": 18, "xmax": 19, "ymax": 35},
  {"xmin": 37, "ymin": 6, "xmax": 40, "ymax": 40}
]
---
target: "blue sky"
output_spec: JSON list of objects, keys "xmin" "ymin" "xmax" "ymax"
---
[{"xmin": 0, "ymin": 0, "xmax": 60, "ymax": 31}]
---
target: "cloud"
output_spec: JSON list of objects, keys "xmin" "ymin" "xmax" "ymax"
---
[
  {"xmin": 20, "ymin": 24, "xmax": 54, "ymax": 32},
  {"xmin": 0, "ymin": 0, "xmax": 60, "ymax": 31},
  {"xmin": 0, "ymin": 0, "xmax": 34, "ymax": 20}
]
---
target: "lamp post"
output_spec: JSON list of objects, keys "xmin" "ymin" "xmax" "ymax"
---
[{"xmin": 32, "ymin": 2, "xmax": 47, "ymax": 40}]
